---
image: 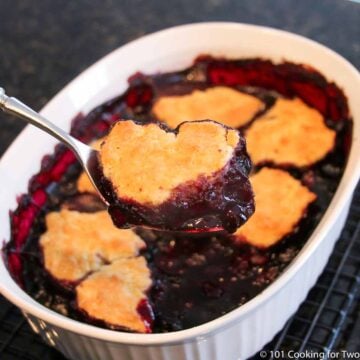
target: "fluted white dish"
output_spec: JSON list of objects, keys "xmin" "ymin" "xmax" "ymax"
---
[{"xmin": 0, "ymin": 23, "xmax": 359, "ymax": 360}]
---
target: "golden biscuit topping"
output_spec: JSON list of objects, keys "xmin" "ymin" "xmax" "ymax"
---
[
  {"xmin": 99, "ymin": 120, "xmax": 240, "ymax": 205},
  {"xmin": 152, "ymin": 86, "xmax": 264, "ymax": 129},
  {"xmin": 234, "ymin": 167, "xmax": 316, "ymax": 248},
  {"xmin": 76, "ymin": 257, "xmax": 151, "ymax": 333},
  {"xmin": 40, "ymin": 210, "xmax": 145, "ymax": 282},
  {"xmin": 246, "ymin": 98, "xmax": 336, "ymax": 167}
]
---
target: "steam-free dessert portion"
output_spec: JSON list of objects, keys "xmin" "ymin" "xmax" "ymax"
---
[
  {"xmin": 246, "ymin": 98, "xmax": 336, "ymax": 167},
  {"xmin": 97, "ymin": 119, "xmax": 254, "ymax": 233},
  {"xmin": 99, "ymin": 120, "xmax": 240, "ymax": 205},
  {"xmin": 76, "ymin": 257, "xmax": 152, "ymax": 333},
  {"xmin": 39, "ymin": 209, "xmax": 145, "ymax": 283},
  {"xmin": 234, "ymin": 168, "xmax": 316, "ymax": 248},
  {"xmin": 152, "ymin": 86, "xmax": 264, "ymax": 129}
]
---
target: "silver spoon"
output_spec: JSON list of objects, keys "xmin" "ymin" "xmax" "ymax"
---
[{"xmin": 0, "ymin": 87, "xmax": 102, "ymax": 198}]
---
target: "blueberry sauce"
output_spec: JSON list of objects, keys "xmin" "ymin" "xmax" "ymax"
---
[{"xmin": 3, "ymin": 56, "xmax": 352, "ymax": 333}]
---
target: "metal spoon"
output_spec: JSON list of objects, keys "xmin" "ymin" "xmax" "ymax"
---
[{"xmin": 0, "ymin": 87, "xmax": 102, "ymax": 198}]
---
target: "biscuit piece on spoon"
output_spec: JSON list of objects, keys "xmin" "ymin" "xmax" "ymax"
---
[{"xmin": 95, "ymin": 119, "xmax": 255, "ymax": 233}]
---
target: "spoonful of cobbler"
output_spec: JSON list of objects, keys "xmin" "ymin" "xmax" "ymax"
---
[{"xmin": 0, "ymin": 87, "xmax": 254, "ymax": 233}]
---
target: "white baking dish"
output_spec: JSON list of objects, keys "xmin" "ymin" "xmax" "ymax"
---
[{"xmin": 0, "ymin": 23, "xmax": 359, "ymax": 360}]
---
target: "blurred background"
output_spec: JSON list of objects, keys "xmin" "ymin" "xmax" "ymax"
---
[{"xmin": 0, "ymin": 0, "xmax": 359, "ymax": 359}]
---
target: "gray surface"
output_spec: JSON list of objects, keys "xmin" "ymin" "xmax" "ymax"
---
[{"xmin": 0, "ymin": 0, "xmax": 359, "ymax": 155}]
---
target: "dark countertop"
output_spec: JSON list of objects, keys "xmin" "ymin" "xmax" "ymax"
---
[{"xmin": 0, "ymin": 0, "xmax": 359, "ymax": 155}]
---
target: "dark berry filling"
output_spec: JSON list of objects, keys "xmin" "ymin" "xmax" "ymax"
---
[{"xmin": 2, "ymin": 56, "xmax": 351, "ymax": 333}]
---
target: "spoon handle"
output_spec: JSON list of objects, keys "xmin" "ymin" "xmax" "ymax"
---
[{"xmin": 0, "ymin": 87, "xmax": 89, "ymax": 162}]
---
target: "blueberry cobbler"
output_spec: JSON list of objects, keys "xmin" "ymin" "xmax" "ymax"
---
[
  {"xmin": 94, "ymin": 119, "xmax": 254, "ymax": 233},
  {"xmin": 3, "ymin": 57, "xmax": 351, "ymax": 333}
]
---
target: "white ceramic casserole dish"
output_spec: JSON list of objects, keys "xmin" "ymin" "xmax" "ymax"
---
[{"xmin": 0, "ymin": 22, "xmax": 359, "ymax": 360}]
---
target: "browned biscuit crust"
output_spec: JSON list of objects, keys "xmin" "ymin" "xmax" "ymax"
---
[
  {"xmin": 40, "ymin": 210, "xmax": 145, "ymax": 282},
  {"xmin": 246, "ymin": 98, "xmax": 336, "ymax": 167},
  {"xmin": 99, "ymin": 120, "xmax": 240, "ymax": 205},
  {"xmin": 76, "ymin": 257, "xmax": 151, "ymax": 333},
  {"xmin": 233, "ymin": 167, "xmax": 316, "ymax": 248},
  {"xmin": 152, "ymin": 86, "xmax": 264, "ymax": 129}
]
